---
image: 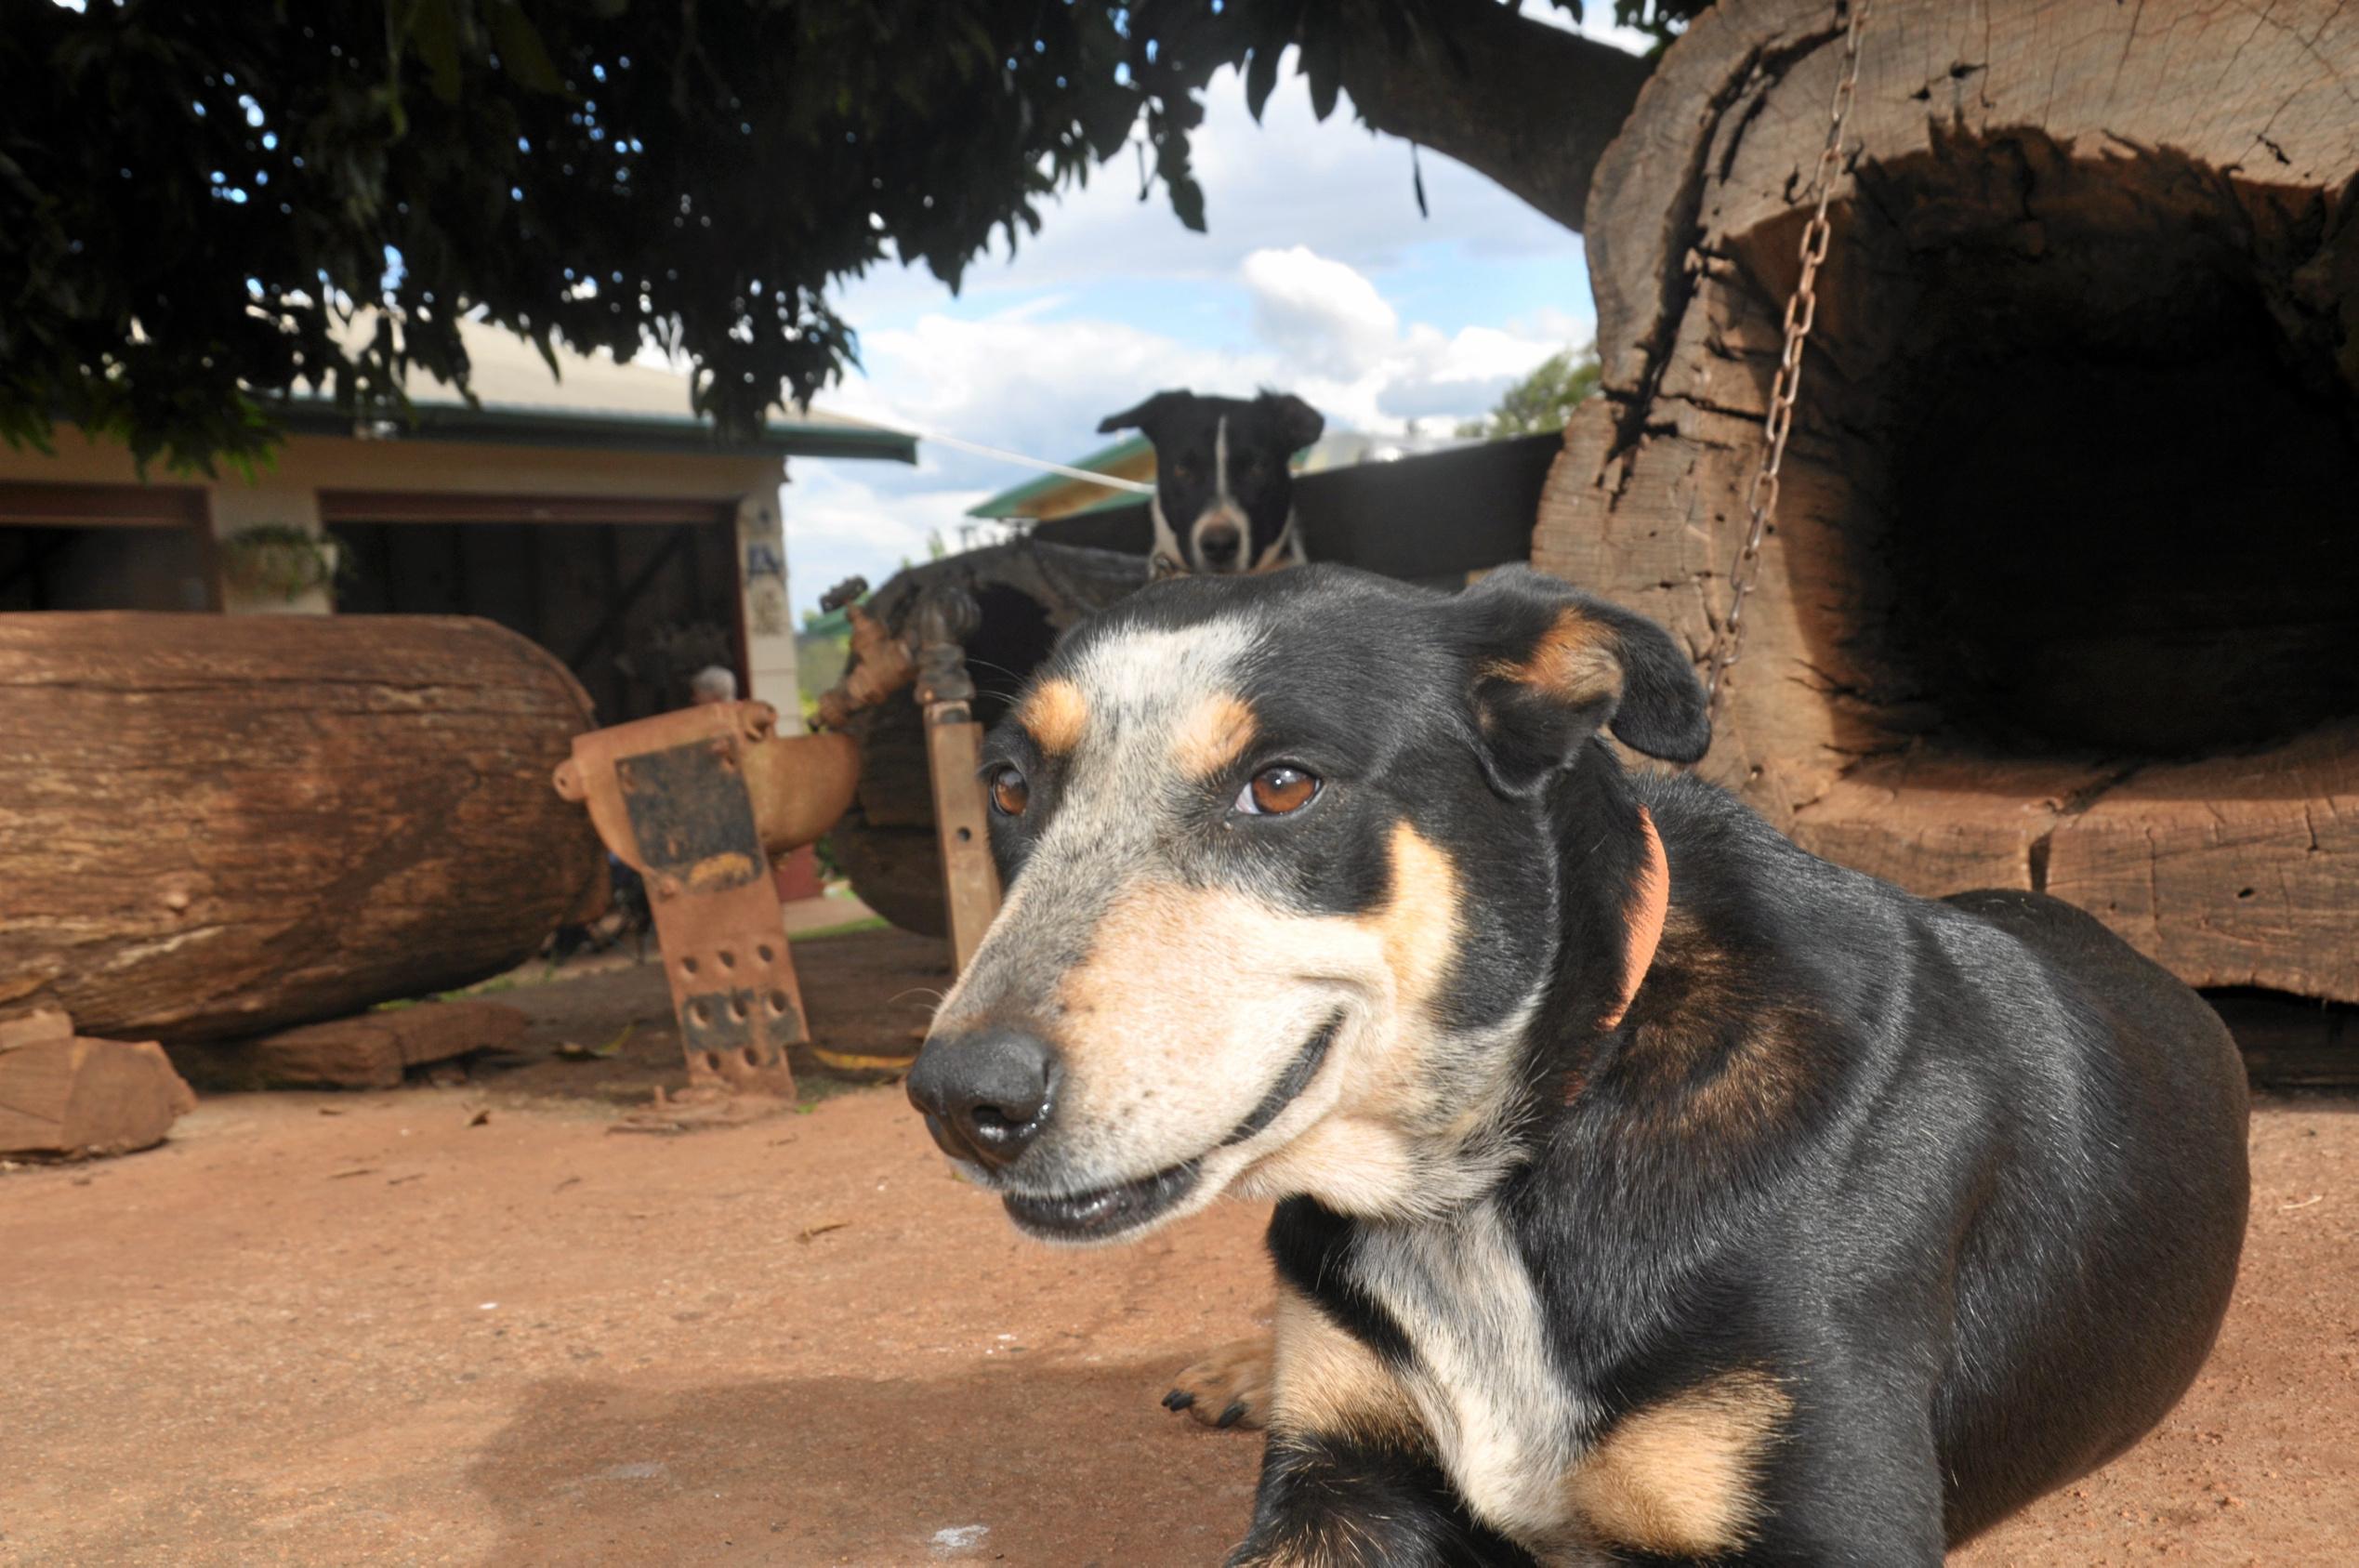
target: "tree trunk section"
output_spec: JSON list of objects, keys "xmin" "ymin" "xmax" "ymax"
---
[
  {"xmin": 1332, "ymin": 0, "xmax": 1654, "ymax": 234},
  {"xmin": 0, "ymin": 613, "xmax": 605, "ymax": 1044},
  {"xmin": 1533, "ymin": 0, "xmax": 2359, "ymax": 1002}
]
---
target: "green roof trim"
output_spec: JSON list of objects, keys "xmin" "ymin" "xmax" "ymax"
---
[
  {"xmin": 967, "ymin": 433, "xmax": 1153, "ymax": 519},
  {"xmin": 278, "ymin": 399, "xmax": 917, "ymax": 464}
]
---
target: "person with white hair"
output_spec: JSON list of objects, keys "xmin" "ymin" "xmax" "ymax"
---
[{"xmin": 689, "ymin": 665, "xmax": 738, "ymax": 705}]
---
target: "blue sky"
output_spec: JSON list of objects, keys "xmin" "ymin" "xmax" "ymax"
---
[{"xmin": 779, "ymin": 28, "xmax": 1640, "ymax": 617}]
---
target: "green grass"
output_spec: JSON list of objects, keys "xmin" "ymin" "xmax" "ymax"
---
[{"xmin": 788, "ymin": 915, "xmax": 891, "ymax": 942}]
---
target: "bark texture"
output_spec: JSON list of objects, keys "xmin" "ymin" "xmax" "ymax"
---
[
  {"xmin": 1533, "ymin": 0, "xmax": 2359, "ymax": 1001},
  {"xmin": 1334, "ymin": 0, "xmax": 1655, "ymax": 233},
  {"xmin": 0, "ymin": 613, "xmax": 604, "ymax": 1044}
]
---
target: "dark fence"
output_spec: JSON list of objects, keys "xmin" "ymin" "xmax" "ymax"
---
[{"xmin": 1031, "ymin": 430, "xmax": 1562, "ymax": 582}]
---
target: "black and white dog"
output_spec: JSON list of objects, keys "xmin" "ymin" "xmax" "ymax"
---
[
  {"xmin": 1098, "ymin": 389, "xmax": 1324, "ymax": 577},
  {"xmin": 908, "ymin": 565, "xmax": 2251, "ymax": 1565}
]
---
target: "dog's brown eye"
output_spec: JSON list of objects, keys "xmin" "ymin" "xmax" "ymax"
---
[
  {"xmin": 988, "ymin": 766, "xmax": 1030, "ymax": 817},
  {"xmin": 1238, "ymin": 764, "xmax": 1318, "ymax": 817}
]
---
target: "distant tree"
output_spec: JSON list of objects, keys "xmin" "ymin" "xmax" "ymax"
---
[
  {"xmin": 1457, "ymin": 348, "xmax": 1601, "ymax": 440},
  {"xmin": 0, "ymin": 0, "xmax": 1705, "ymax": 470}
]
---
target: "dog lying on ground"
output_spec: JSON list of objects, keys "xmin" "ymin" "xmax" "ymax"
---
[
  {"xmin": 1098, "ymin": 389, "xmax": 1324, "ymax": 577},
  {"xmin": 907, "ymin": 564, "xmax": 2250, "ymax": 1565}
]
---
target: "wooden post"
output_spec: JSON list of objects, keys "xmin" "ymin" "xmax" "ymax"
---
[{"xmin": 910, "ymin": 586, "xmax": 1002, "ymax": 974}]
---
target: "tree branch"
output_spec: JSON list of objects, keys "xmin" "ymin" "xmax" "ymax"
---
[{"xmin": 1333, "ymin": 1, "xmax": 1657, "ymax": 233}]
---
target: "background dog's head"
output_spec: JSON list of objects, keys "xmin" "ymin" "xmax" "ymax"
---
[
  {"xmin": 1097, "ymin": 389, "xmax": 1324, "ymax": 575},
  {"xmin": 907, "ymin": 565, "xmax": 1708, "ymax": 1244}
]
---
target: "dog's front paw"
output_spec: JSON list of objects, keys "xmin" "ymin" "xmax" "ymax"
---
[{"xmin": 1160, "ymin": 1335, "xmax": 1272, "ymax": 1430}]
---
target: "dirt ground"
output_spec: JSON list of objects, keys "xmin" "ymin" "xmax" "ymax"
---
[{"xmin": 3, "ymin": 929, "xmax": 2352, "ymax": 1567}]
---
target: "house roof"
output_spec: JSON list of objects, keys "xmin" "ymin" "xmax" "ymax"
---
[
  {"xmin": 966, "ymin": 434, "xmax": 1154, "ymax": 520},
  {"xmin": 283, "ymin": 319, "xmax": 916, "ymax": 463}
]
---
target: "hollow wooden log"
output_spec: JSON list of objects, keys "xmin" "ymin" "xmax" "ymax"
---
[
  {"xmin": 1533, "ymin": 0, "xmax": 2359, "ymax": 1001},
  {"xmin": 0, "ymin": 613, "xmax": 605, "ymax": 1045},
  {"xmin": 833, "ymin": 542, "xmax": 1147, "ymax": 936}
]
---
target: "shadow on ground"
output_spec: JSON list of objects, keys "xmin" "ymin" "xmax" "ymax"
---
[{"xmin": 466, "ymin": 1360, "xmax": 1260, "ymax": 1567}]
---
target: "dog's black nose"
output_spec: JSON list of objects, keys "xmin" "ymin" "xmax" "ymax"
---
[
  {"xmin": 905, "ymin": 1025, "xmax": 1057, "ymax": 1169},
  {"xmin": 1197, "ymin": 525, "xmax": 1242, "ymax": 568}
]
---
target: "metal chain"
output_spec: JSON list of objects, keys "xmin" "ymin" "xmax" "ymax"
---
[{"xmin": 1703, "ymin": 0, "xmax": 1873, "ymax": 714}]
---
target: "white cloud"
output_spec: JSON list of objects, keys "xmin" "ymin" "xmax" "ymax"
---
[
  {"xmin": 1243, "ymin": 246, "xmax": 1400, "ymax": 377},
  {"xmin": 778, "ymin": 467, "xmax": 995, "ymax": 609}
]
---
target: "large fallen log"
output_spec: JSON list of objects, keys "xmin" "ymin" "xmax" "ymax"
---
[
  {"xmin": 0, "ymin": 613, "xmax": 605, "ymax": 1046},
  {"xmin": 1532, "ymin": 0, "xmax": 2359, "ymax": 1002}
]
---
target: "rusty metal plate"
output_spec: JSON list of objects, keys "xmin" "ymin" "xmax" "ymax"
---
[
  {"xmin": 556, "ymin": 701, "xmax": 805, "ymax": 1097},
  {"xmin": 616, "ymin": 739, "xmax": 766, "ymax": 895}
]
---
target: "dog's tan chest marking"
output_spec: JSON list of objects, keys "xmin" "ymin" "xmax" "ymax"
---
[
  {"xmin": 1563, "ymin": 1370, "xmax": 1790, "ymax": 1557},
  {"xmin": 1171, "ymin": 691, "xmax": 1257, "ymax": 779},
  {"xmin": 1021, "ymin": 677, "xmax": 1089, "ymax": 755},
  {"xmin": 1351, "ymin": 1204, "xmax": 1588, "ymax": 1541},
  {"xmin": 1268, "ymin": 1283, "xmax": 1420, "ymax": 1448}
]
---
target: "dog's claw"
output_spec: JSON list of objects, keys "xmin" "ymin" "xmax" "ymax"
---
[{"xmin": 1161, "ymin": 1334, "xmax": 1272, "ymax": 1432}]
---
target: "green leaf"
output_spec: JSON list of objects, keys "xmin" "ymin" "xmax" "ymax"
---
[
  {"xmin": 408, "ymin": 0, "xmax": 465, "ymax": 104},
  {"xmin": 487, "ymin": 2, "xmax": 567, "ymax": 96},
  {"xmin": 1243, "ymin": 44, "xmax": 1280, "ymax": 121},
  {"xmin": 1166, "ymin": 172, "xmax": 1206, "ymax": 232}
]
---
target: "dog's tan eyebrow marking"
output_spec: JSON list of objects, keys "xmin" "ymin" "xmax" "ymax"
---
[
  {"xmin": 1492, "ymin": 606, "xmax": 1625, "ymax": 706},
  {"xmin": 1171, "ymin": 692, "xmax": 1257, "ymax": 779},
  {"xmin": 1565, "ymin": 1368, "xmax": 1790, "ymax": 1556},
  {"xmin": 1020, "ymin": 678, "xmax": 1089, "ymax": 755}
]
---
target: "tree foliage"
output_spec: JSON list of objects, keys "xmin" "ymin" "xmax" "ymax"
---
[
  {"xmin": 1458, "ymin": 348, "xmax": 1602, "ymax": 440},
  {"xmin": 0, "ymin": 0, "xmax": 1707, "ymax": 470}
]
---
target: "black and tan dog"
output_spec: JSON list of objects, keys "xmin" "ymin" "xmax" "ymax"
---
[
  {"xmin": 906, "ymin": 565, "xmax": 2250, "ymax": 1565},
  {"xmin": 1098, "ymin": 389, "xmax": 1324, "ymax": 576}
]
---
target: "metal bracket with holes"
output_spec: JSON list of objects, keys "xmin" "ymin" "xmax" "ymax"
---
[{"xmin": 554, "ymin": 701, "xmax": 860, "ymax": 1095}]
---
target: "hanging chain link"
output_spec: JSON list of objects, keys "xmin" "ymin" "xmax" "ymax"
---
[{"xmin": 1703, "ymin": 0, "xmax": 1873, "ymax": 714}]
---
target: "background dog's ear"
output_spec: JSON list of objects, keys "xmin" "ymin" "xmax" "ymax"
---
[
  {"xmin": 1256, "ymin": 390, "xmax": 1324, "ymax": 454},
  {"xmin": 1454, "ymin": 567, "xmax": 1710, "ymax": 794},
  {"xmin": 1098, "ymin": 389, "xmax": 1191, "ymax": 438}
]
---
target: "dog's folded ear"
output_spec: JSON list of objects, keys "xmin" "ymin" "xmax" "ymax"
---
[
  {"xmin": 1098, "ymin": 390, "xmax": 1192, "ymax": 437},
  {"xmin": 1453, "ymin": 567, "xmax": 1710, "ymax": 794},
  {"xmin": 1255, "ymin": 390, "xmax": 1324, "ymax": 454}
]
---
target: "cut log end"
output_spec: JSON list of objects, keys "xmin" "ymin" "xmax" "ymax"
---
[{"xmin": 0, "ymin": 1010, "xmax": 197, "ymax": 1159}]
